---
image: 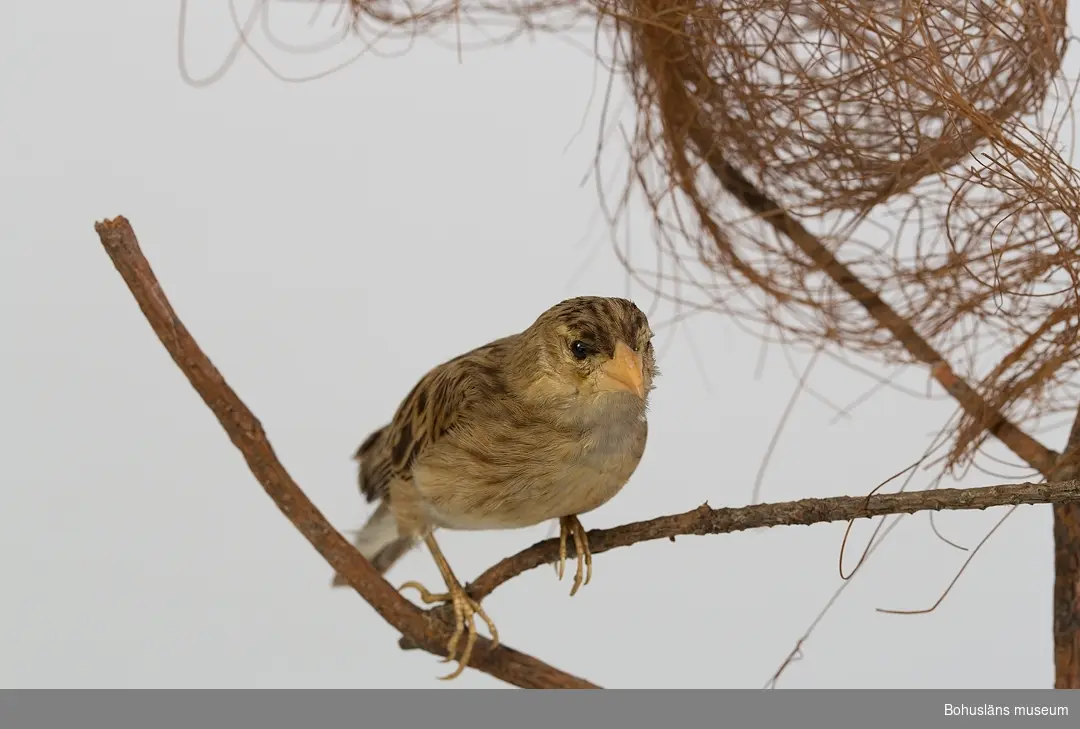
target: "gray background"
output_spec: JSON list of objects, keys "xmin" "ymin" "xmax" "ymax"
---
[{"xmin": 2, "ymin": 0, "xmax": 1078, "ymax": 688}]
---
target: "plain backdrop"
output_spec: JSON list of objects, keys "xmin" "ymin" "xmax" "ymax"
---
[{"xmin": 3, "ymin": 0, "xmax": 1078, "ymax": 688}]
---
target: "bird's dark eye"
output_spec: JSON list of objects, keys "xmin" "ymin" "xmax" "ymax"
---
[{"xmin": 569, "ymin": 340, "xmax": 591, "ymax": 360}]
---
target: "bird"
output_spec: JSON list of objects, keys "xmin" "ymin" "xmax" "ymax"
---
[{"xmin": 331, "ymin": 296, "xmax": 657, "ymax": 678}]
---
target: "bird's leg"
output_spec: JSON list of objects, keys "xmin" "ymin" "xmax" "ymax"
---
[
  {"xmin": 557, "ymin": 518, "xmax": 568, "ymax": 580},
  {"xmin": 399, "ymin": 532, "xmax": 499, "ymax": 680},
  {"xmin": 557, "ymin": 515, "xmax": 593, "ymax": 596}
]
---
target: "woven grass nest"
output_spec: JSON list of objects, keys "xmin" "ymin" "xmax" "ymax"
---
[{"xmin": 618, "ymin": 0, "xmax": 1068, "ymax": 211}]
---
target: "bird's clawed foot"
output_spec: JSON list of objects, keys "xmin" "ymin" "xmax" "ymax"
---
[
  {"xmin": 557, "ymin": 515, "xmax": 593, "ymax": 597},
  {"xmin": 399, "ymin": 579, "xmax": 499, "ymax": 680}
]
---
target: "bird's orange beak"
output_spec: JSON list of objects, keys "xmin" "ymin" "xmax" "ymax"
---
[{"xmin": 598, "ymin": 340, "xmax": 646, "ymax": 400}]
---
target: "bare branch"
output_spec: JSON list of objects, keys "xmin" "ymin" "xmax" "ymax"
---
[
  {"xmin": 393, "ymin": 477, "xmax": 1080, "ymax": 650},
  {"xmin": 1051, "ymin": 406, "xmax": 1080, "ymax": 687},
  {"xmin": 92, "ymin": 215, "xmax": 598, "ymax": 690}
]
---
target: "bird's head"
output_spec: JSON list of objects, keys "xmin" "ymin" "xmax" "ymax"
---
[{"xmin": 509, "ymin": 296, "xmax": 657, "ymax": 421}]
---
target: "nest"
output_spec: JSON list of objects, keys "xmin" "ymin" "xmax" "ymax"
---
[{"xmin": 621, "ymin": 0, "xmax": 1068, "ymax": 214}]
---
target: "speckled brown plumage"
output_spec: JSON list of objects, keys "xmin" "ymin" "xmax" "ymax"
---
[{"xmin": 333, "ymin": 296, "xmax": 657, "ymax": 678}]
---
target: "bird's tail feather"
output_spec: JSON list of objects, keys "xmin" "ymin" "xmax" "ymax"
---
[{"xmin": 331, "ymin": 501, "xmax": 418, "ymax": 587}]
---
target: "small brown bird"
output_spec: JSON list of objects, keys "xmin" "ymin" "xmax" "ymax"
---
[{"xmin": 332, "ymin": 296, "xmax": 656, "ymax": 678}]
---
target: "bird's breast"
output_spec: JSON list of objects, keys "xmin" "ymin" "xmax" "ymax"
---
[
  {"xmin": 414, "ymin": 412, "xmax": 647, "ymax": 531},
  {"xmin": 552, "ymin": 415, "xmax": 648, "ymax": 516}
]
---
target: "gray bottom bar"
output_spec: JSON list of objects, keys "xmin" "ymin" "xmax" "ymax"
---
[{"xmin": 1, "ymin": 689, "xmax": 1077, "ymax": 729}]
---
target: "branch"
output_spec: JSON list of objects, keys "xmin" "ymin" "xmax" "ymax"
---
[
  {"xmin": 92, "ymin": 215, "xmax": 598, "ymax": 690},
  {"xmin": 1051, "ymin": 407, "xmax": 1080, "ymax": 687},
  {"xmin": 397, "ymin": 478, "xmax": 1080, "ymax": 649},
  {"xmin": 469, "ymin": 479, "xmax": 1080, "ymax": 599}
]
